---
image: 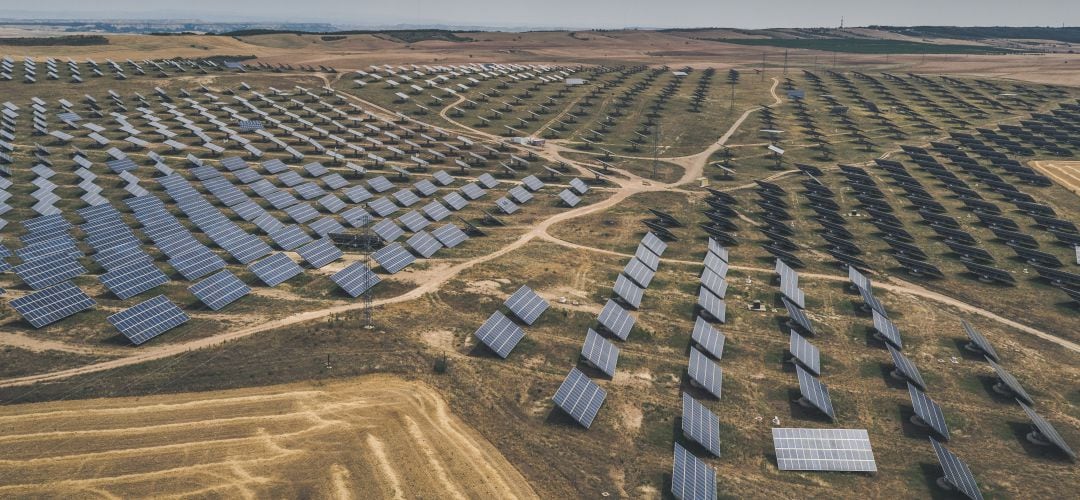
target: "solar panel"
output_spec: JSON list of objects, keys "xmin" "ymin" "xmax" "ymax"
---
[
  {"xmin": 681, "ymin": 392, "xmax": 721, "ymax": 457},
  {"xmin": 189, "ymin": 270, "xmax": 250, "ymax": 310},
  {"xmin": 699, "ymin": 268, "xmax": 727, "ymax": 299},
  {"xmin": 1018, "ymin": 401, "xmax": 1077, "ymax": 461},
  {"xmin": 494, "ymin": 197, "xmax": 519, "ymax": 214},
  {"xmin": 623, "ymin": 258, "xmax": 655, "ymax": 288},
  {"xmin": 393, "ymin": 188, "xmax": 421, "ymax": 207},
  {"xmin": 772, "ymin": 428, "xmax": 876, "ymax": 472},
  {"xmin": 613, "ymin": 274, "xmax": 643, "ymax": 309},
  {"xmin": 308, "ymin": 217, "xmax": 346, "ymax": 238},
  {"xmin": 304, "ymin": 161, "xmax": 329, "ymax": 177},
  {"xmin": 167, "ymin": 245, "xmax": 226, "ymax": 284},
  {"xmin": 582, "ymin": 328, "xmax": 620, "ymax": 377},
  {"xmin": 707, "ymin": 238, "xmax": 729, "ymax": 263},
  {"xmin": 414, "ymin": 179, "xmax": 437, "ymax": 196},
  {"xmin": 634, "ymin": 244, "xmax": 660, "ymax": 271},
  {"xmin": 473, "ymin": 311, "xmax": 526, "ymax": 358},
  {"xmin": 788, "ymin": 331, "xmax": 821, "ymax": 375},
  {"xmin": 504, "ymin": 285, "xmax": 549, "ymax": 325},
  {"xmin": 278, "ymin": 170, "xmax": 304, "ymax": 187},
  {"xmin": 341, "ymin": 206, "xmax": 373, "ymax": 228},
  {"xmin": 406, "ymin": 231, "xmax": 443, "ymax": 258},
  {"xmin": 323, "ymin": 173, "xmax": 349, "ymax": 190},
  {"xmin": 443, "ymin": 192, "xmax": 469, "ymax": 210},
  {"xmin": 796, "ymin": 365, "xmax": 835, "ymax": 420},
  {"xmin": 248, "ymin": 252, "xmax": 303, "ymax": 287},
  {"xmin": 783, "ymin": 297, "xmax": 815, "ymax": 335},
  {"xmin": 431, "ymin": 223, "xmax": 468, "ymax": 248},
  {"xmin": 418, "ymin": 200, "xmax": 450, "ymax": 222},
  {"xmin": 570, "ymin": 178, "xmax": 589, "ymax": 195},
  {"xmin": 10, "ymin": 281, "xmax": 96, "ymax": 328},
  {"xmin": 367, "ymin": 175, "xmax": 394, "ymax": 192},
  {"xmin": 331, "ymin": 261, "xmax": 382, "ymax": 297},
  {"xmin": 285, "ymin": 202, "xmax": 320, "ymax": 223},
  {"xmin": 368, "ymin": 197, "xmax": 400, "ymax": 217},
  {"xmin": 318, "ymin": 194, "xmax": 347, "ymax": 213},
  {"xmin": 508, "ymin": 185, "xmax": 533, "ymax": 204},
  {"xmin": 99, "ymin": 260, "xmax": 170, "ymax": 300},
  {"xmin": 15, "ymin": 253, "xmax": 87, "ymax": 290},
  {"xmin": 398, "ymin": 210, "xmax": 431, "ymax": 232},
  {"xmin": 872, "ymin": 310, "xmax": 903, "ymax": 349},
  {"xmin": 296, "ymin": 238, "xmax": 342, "ymax": 268},
  {"xmin": 697, "ymin": 287, "xmax": 726, "ymax": 323},
  {"xmin": 987, "ymin": 358, "xmax": 1033, "ymax": 405},
  {"xmin": 460, "ymin": 182, "xmax": 485, "ymax": 200},
  {"xmin": 552, "ymin": 367, "xmax": 606, "ymax": 428},
  {"xmin": 268, "ymin": 224, "xmax": 314, "ymax": 251},
  {"xmin": 589, "ymin": 299, "xmax": 632, "ymax": 340},
  {"xmin": 372, "ymin": 218, "xmax": 405, "ymax": 242},
  {"xmin": 641, "ymin": 232, "xmax": 668, "ymax": 256},
  {"xmin": 687, "ymin": 347, "xmax": 723, "ymax": 398},
  {"xmin": 909, "ymin": 383, "xmax": 950, "ymax": 440},
  {"xmin": 702, "ymin": 252, "xmax": 728, "ymax": 277},
  {"xmin": 521, "ymin": 174, "xmax": 545, "ymax": 191},
  {"xmin": 671, "ymin": 442, "xmax": 717, "ymax": 500},
  {"xmin": 263, "ymin": 159, "xmax": 290, "ymax": 174},
  {"xmin": 372, "ymin": 243, "xmax": 415, "ymax": 274},
  {"xmin": 929, "ymin": 438, "xmax": 983, "ymax": 500},
  {"xmin": 107, "ymin": 295, "xmax": 189, "ymax": 345},
  {"xmin": 476, "ymin": 173, "xmax": 499, "ymax": 189},
  {"xmin": 962, "ymin": 320, "xmax": 999, "ymax": 362},
  {"xmin": 433, "ymin": 170, "xmax": 454, "ymax": 186}
]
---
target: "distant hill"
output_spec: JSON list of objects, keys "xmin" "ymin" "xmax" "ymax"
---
[{"xmin": 872, "ymin": 26, "xmax": 1080, "ymax": 44}]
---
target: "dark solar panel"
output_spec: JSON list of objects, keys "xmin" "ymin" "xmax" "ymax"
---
[
  {"xmin": 494, "ymin": 197, "xmax": 519, "ymax": 214},
  {"xmin": 372, "ymin": 218, "xmax": 405, "ymax": 242},
  {"xmin": 421, "ymin": 200, "xmax": 451, "ymax": 221},
  {"xmin": 962, "ymin": 320, "xmax": 999, "ymax": 362},
  {"xmin": 431, "ymin": 223, "xmax": 468, "ymax": 248},
  {"xmin": 406, "ymin": 231, "xmax": 443, "ymax": 258},
  {"xmin": 872, "ymin": 310, "xmax": 903, "ymax": 349},
  {"xmin": 15, "ymin": 252, "xmax": 87, "ymax": 290},
  {"xmin": 987, "ymin": 358, "xmax": 1033, "ymax": 405},
  {"xmin": 1018, "ymin": 401, "xmax": 1077, "ymax": 461},
  {"xmin": 888, "ymin": 345, "xmax": 926, "ymax": 390},
  {"xmin": 691, "ymin": 316, "xmax": 725, "ymax": 359},
  {"xmin": 398, "ymin": 210, "xmax": 431, "ymax": 232},
  {"xmin": 368, "ymin": 197, "xmax": 400, "ymax": 217},
  {"xmin": 697, "ymin": 287, "xmax": 726, "ymax": 323},
  {"xmin": 688, "ymin": 347, "xmax": 723, "ymax": 398}
]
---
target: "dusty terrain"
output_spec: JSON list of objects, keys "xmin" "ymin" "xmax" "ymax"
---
[{"xmin": 0, "ymin": 375, "xmax": 536, "ymax": 499}]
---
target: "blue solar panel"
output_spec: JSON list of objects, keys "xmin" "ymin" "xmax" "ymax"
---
[
  {"xmin": 296, "ymin": 238, "xmax": 342, "ymax": 268},
  {"xmin": 248, "ymin": 252, "xmax": 303, "ymax": 287},
  {"xmin": 189, "ymin": 270, "xmax": 250, "ymax": 310},
  {"xmin": 99, "ymin": 259, "xmax": 170, "ymax": 299},
  {"xmin": 10, "ymin": 281, "xmax": 96, "ymax": 328},
  {"xmin": 107, "ymin": 295, "xmax": 189, "ymax": 345},
  {"xmin": 331, "ymin": 261, "xmax": 381, "ymax": 297},
  {"xmin": 552, "ymin": 367, "xmax": 606, "ymax": 428}
]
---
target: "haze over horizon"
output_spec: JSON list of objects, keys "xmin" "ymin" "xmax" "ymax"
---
[{"xmin": 2, "ymin": 0, "xmax": 1078, "ymax": 30}]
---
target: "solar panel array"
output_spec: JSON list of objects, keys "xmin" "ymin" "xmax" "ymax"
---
[
  {"xmin": 372, "ymin": 243, "xmax": 415, "ymax": 274},
  {"xmin": 788, "ymin": 331, "xmax": 821, "ymax": 376},
  {"xmin": 691, "ymin": 317, "xmax": 725, "ymax": 360},
  {"xmin": 552, "ymin": 367, "xmax": 607, "ymax": 428},
  {"xmin": 107, "ymin": 295, "xmax": 189, "ymax": 345},
  {"xmin": 772, "ymin": 428, "xmax": 877, "ymax": 472},
  {"xmin": 909, "ymin": 383, "xmax": 951, "ymax": 440},
  {"xmin": 248, "ymin": 252, "xmax": 303, "ymax": 287},
  {"xmin": 597, "ymin": 299, "xmax": 634, "ymax": 340}
]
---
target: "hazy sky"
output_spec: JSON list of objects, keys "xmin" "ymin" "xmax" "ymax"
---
[{"xmin": 3, "ymin": 0, "xmax": 1078, "ymax": 29}]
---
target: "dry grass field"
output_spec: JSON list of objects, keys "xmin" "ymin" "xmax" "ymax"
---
[
  {"xmin": 0, "ymin": 376, "xmax": 537, "ymax": 499},
  {"xmin": 0, "ymin": 25, "xmax": 1077, "ymax": 500}
]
